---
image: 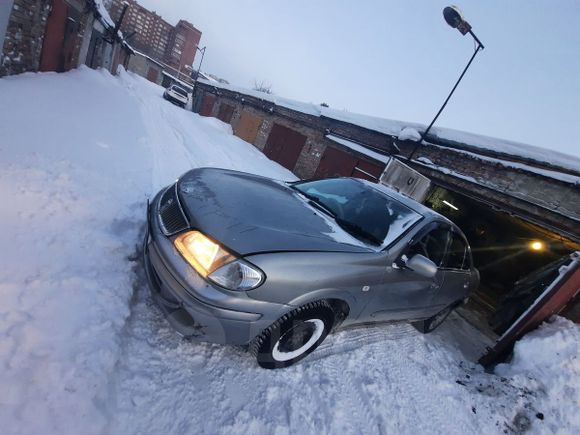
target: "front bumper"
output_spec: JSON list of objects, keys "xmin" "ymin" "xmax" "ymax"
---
[{"xmin": 143, "ymin": 195, "xmax": 287, "ymax": 345}]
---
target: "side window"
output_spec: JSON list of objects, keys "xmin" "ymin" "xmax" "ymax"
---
[
  {"xmin": 407, "ymin": 227, "xmax": 449, "ymax": 267},
  {"xmin": 445, "ymin": 232, "xmax": 468, "ymax": 270}
]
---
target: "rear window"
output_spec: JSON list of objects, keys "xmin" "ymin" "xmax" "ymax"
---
[{"xmin": 172, "ymin": 86, "xmax": 188, "ymax": 97}]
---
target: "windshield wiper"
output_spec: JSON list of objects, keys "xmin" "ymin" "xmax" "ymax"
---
[
  {"xmin": 307, "ymin": 198, "xmax": 337, "ymax": 218},
  {"xmin": 291, "ymin": 187, "xmax": 337, "ymax": 218},
  {"xmin": 291, "ymin": 186, "xmax": 381, "ymax": 245},
  {"xmin": 334, "ymin": 218, "xmax": 382, "ymax": 246}
]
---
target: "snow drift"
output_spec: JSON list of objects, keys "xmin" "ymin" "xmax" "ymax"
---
[{"xmin": 0, "ymin": 67, "xmax": 578, "ymax": 435}]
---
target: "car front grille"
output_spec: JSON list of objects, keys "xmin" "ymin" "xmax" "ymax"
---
[{"xmin": 158, "ymin": 183, "xmax": 189, "ymax": 236}]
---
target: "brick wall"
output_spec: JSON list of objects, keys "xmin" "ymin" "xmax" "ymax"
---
[
  {"xmin": 0, "ymin": 0, "xmax": 98, "ymax": 77},
  {"xmin": 294, "ymin": 138, "xmax": 326, "ymax": 179},
  {"xmin": 1, "ymin": 0, "xmax": 51, "ymax": 76},
  {"xmin": 194, "ymin": 83, "xmax": 398, "ymax": 179},
  {"xmin": 397, "ymin": 140, "xmax": 580, "ymax": 219}
]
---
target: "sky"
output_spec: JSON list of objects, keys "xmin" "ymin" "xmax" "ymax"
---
[{"xmin": 137, "ymin": 0, "xmax": 579, "ymax": 157}]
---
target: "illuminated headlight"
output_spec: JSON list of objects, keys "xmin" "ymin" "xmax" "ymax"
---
[
  {"xmin": 174, "ymin": 231, "xmax": 234, "ymax": 277},
  {"xmin": 174, "ymin": 231, "xmax": 264, "ymax": 291}
]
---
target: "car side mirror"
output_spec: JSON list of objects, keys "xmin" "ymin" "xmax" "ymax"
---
[{"xmin": 406, "ymin": 254, "xmax": 437, "ymax": 279}]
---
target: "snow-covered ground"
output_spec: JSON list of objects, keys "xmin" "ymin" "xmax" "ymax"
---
[{"xmin": 0, "ymin": 67, "xmax": 578, "ymax": 435}]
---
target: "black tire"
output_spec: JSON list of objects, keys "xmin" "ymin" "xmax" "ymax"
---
[
  {"xmin": 413, "ymin": 305, "xmax": 453, "ymax": 334},
  {"xmin": 250, "ymin": 301, "xmax": 335, "ymax": 369}
]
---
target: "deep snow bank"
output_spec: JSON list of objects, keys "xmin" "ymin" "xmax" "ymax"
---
[
  {"xmin": 0, "ymin": 67, "xmax": 152, "ymax": 435},
  {"xmin": 496, "ymin": 317, "xmax": 580, "ymax": 432},
  {"xmin": 0, "ymin": 66, "xmax": 294, "ymax": 435}
]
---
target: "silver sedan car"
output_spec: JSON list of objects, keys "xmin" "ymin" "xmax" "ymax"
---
[{"xmin": 143, "ymin": 168, "xmax": 479, "ymax": 368}]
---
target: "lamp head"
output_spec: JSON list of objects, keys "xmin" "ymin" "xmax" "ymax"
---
[
  {"xmin": 443, "ymin": 6, "xmax": 464, "ymax": 28},
  {"xmin": 443, "ymin": 6, "xmax": 472, "ymax": 35}
]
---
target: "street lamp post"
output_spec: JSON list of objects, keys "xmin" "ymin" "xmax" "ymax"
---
[
  {"xmin": 407, "ymin": 6, "xmax": 485, "ymax": 161},
  {"xmin": 195, "ymin": 46, "xmax": 206, "ymax": 80},
  {"xmin": 190, "ymin": 46, "xmax": 206, "ymax": 112}
]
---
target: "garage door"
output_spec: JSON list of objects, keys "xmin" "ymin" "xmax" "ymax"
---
[
  {"xmin": 39, "ymin": 0, "xmax": 81, "ymax": 73},
  {"xmin": 314, "ymin": 145, "xmax": 385, "ymax": 181},
  {"xmin": 234, "ymin": 110, "xmax": 263, "ymax": 144},
  {"xmin": 146, "ymin": 67, "xmax": 159, "ymax": 83},
  {"xmin": 199, "ymin": 94, "xmax": 216, "ymax": 117},
  {"xmin": 315, "ymin": 145, "xmax": 357, "ymax": 178},
  {"xmin": 263, "ymin": 123, "xmax": 307, "ymax": 171},
  {"xmin": 352, "ymin": 159, "xmax": 385, "ymax": 181},
  {"xmin": 217, "ymin": 103, "xmax": 235, "ymax": 124}
]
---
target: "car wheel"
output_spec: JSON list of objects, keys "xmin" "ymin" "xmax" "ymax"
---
[
  {"xmin": 413, "ymin": 305, "xmax": 453, "ymax": 334},
  {"xmin": 250, "ymin": 301, "xmax": 335, "ymax": 369}
]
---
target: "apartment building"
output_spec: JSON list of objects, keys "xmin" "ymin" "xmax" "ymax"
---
[{"xmin": 108, "ymin": 0, "xmax": 201, "ymax": 75}]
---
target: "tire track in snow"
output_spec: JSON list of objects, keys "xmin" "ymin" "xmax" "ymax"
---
[
  {"xmin": 306, "ymin": 324, "xmax": 417, "ymax": 434},
  {"xmin": 384, "ymin": 330, "xmax": 476, "ymax": 434},
  {"xmin": 120, "ymin": 75, "xmax": 198, "ymax": 190}
]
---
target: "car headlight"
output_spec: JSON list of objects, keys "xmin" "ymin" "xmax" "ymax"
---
[
  {"xmin": 173, "ymin": 231, "xmax": 264, "ymax": 291},
  {"xmin": 208, "ymin": 260, "xmax": 264, "ymax": 291}
]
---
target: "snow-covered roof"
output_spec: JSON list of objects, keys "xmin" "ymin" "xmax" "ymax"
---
[
  {"xmin": 132, "ymin": 49, "xmax": 164, "ymax": 68},
  {"xmin": 93, "ymin": 0, "xmax": 115, "ymax": 29},
  {"xmin": 428, "ymin": 127, "xmax": 580, "ymax": 175},
  {"xmin": 197, "ymin": 79, "xmax": 323, "ymax": 116},
  {"xmin": 325, "ymin": 134, "xmax": 391, "ymax": 164},
  {"xmin": 197, "ymin": 79, "xmax": 580, "ymax": 176},
  {"xmin": 427, "ymin": 143, "xmax": 580, "ymax": 185},
  {"xmin": 197, "ymin": 71, "xmax": 217, "ymax": 82},
  {"xmin": 398, "ymin": 127, "xmax": 422, "ymax": 142}
]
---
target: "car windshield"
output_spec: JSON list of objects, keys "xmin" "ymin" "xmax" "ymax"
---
[
  {"xmin": 172, "ymin": 86, "xmax": 187, "ymax": 96},
  {"xmin": 292, "ymin": 178, "xmax": 422, "ymax": 247}
]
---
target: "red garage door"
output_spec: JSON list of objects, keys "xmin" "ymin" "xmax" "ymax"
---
[
  {"xmin": 263, "ymin": 124, "xmax": 307, "ymax": 171},
  {"xmin": 146, "ymin": 67, "xmax": 159, "ymax": 83},
  {"xmin": 315, "ymin": 145, "xmax": 385, "ymax": 181},
  {"xmin": 315, "ymin": 145, "xmax": 357, "ymax": 178},
  {"xmin": 352, "ymin": 159, "xmax": 385, "ymax": 181},
  {"xmin": 217, "ymin": 103, "xmax": 235, "ymax": 124},
  {"xmin": 40, "ymin": 0, "xmax": 80, "ymax": 72},
  {"xmin": 199, "ymin": 94, "xmax": 216, "ymax": 117}
]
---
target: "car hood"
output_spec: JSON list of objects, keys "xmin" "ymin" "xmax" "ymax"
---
[{"xmin": 176, "ymin": 168, "xmax": 372, "ymax": 255}]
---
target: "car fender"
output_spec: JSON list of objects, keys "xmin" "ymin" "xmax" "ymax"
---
[{"xmin": 285, "ymin": 288, "xmax": 359, "ymax": 319}]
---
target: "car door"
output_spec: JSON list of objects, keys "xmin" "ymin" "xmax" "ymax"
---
[
  {"xmin": 360, "ymin": 223, "xmax": 451, "ymax": 322},
  {"xmin": 435, "ymin": 229, "xmax": 472, "ymax": 308}
]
